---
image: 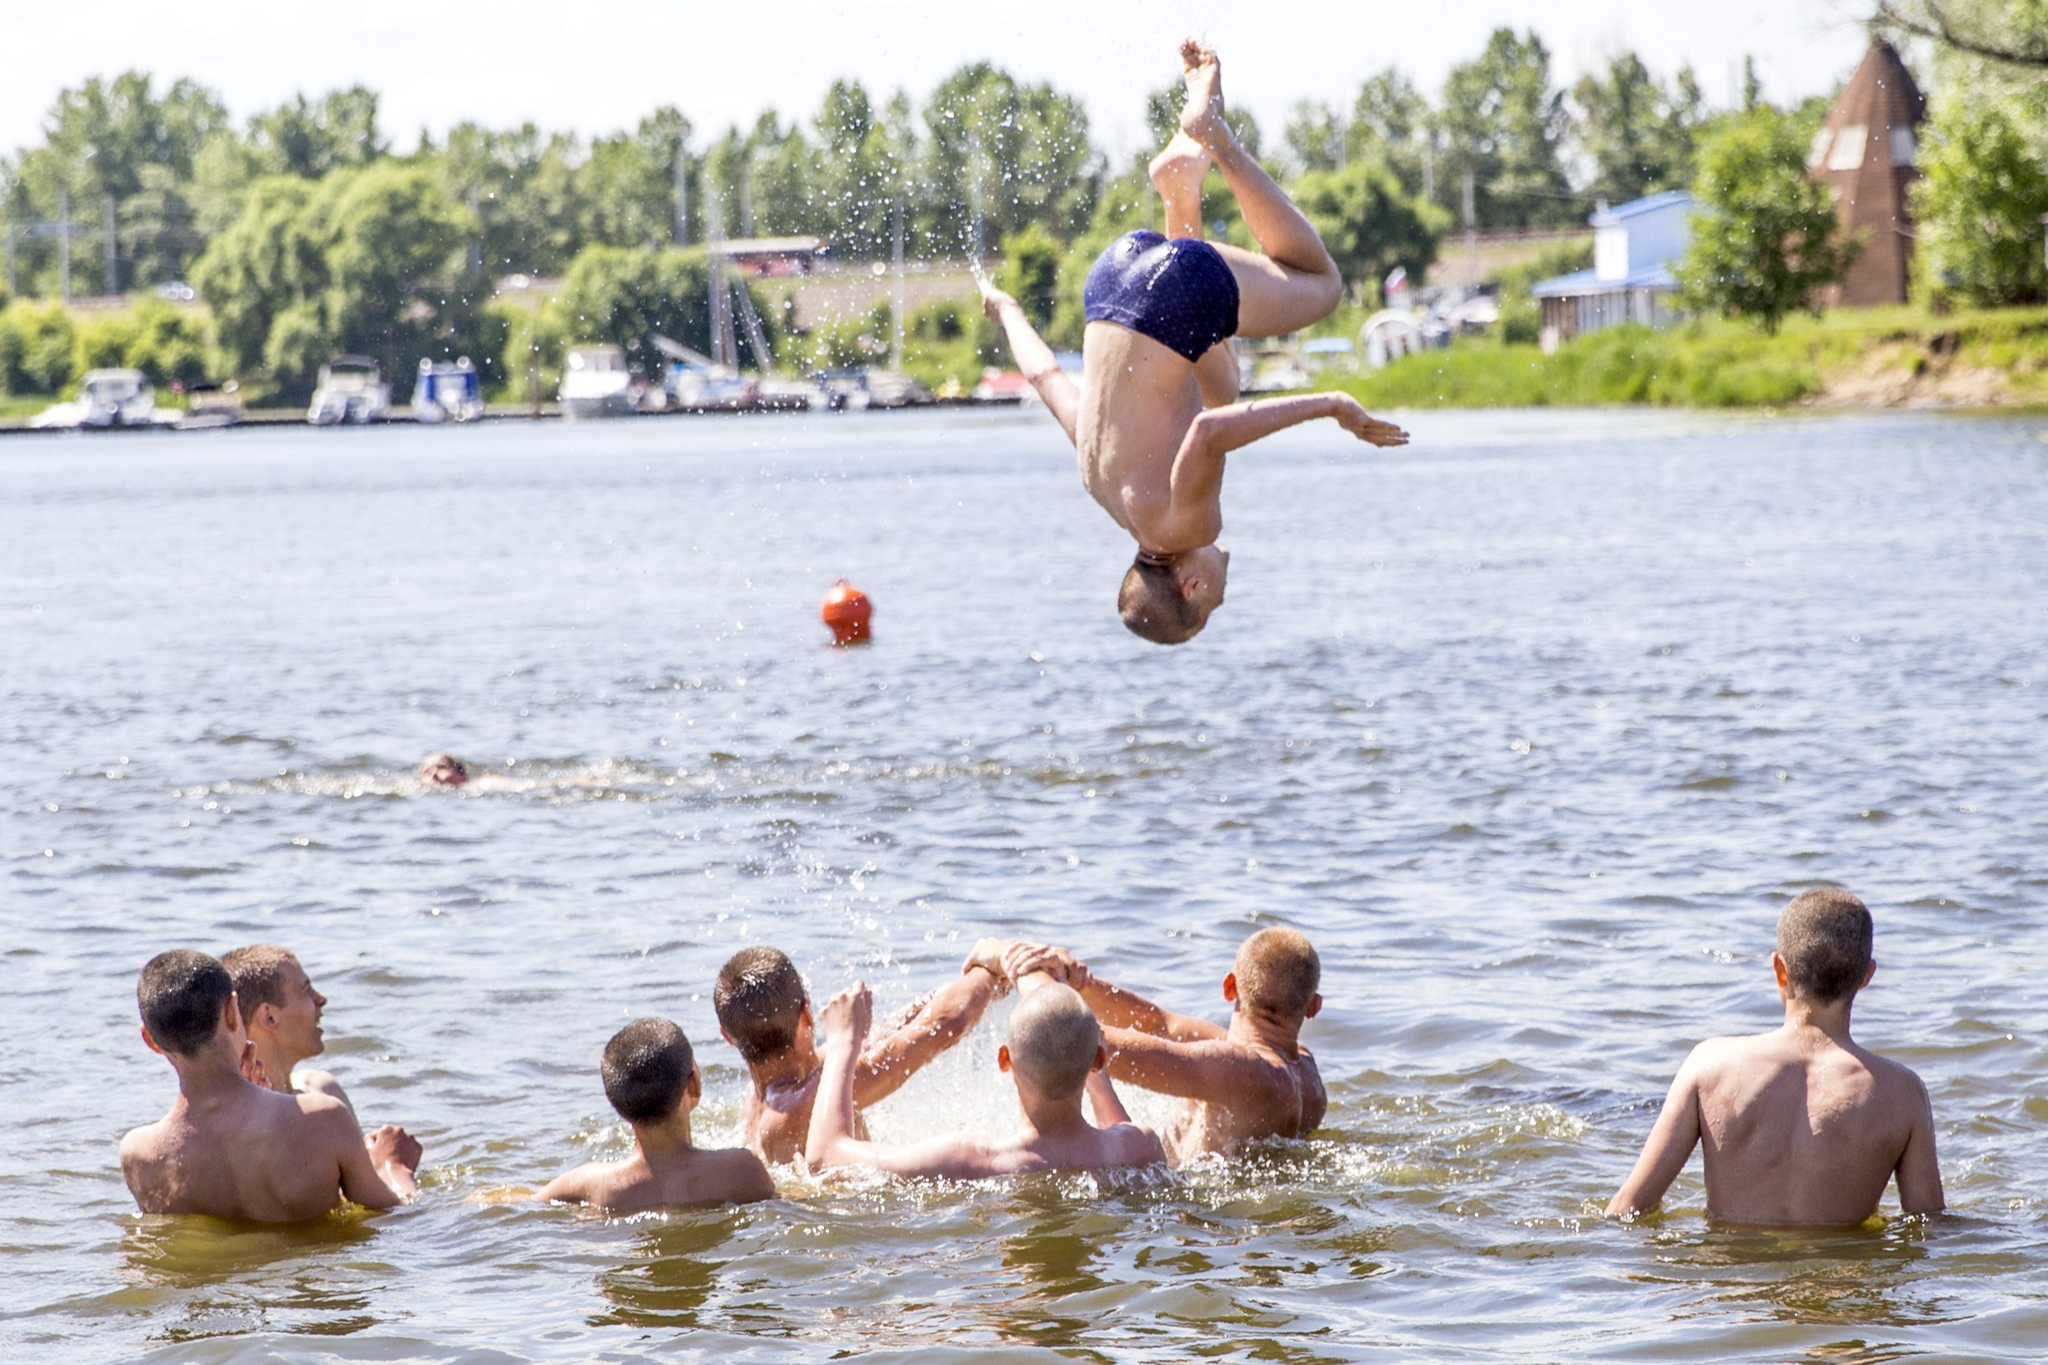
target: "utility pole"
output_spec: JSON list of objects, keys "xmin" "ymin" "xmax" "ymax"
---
[
  {"xmin": 891, "ymin": 191, "xmax": 905, "ymax": 368},
  {"xmin": 58, "ymin": 188, "xmax": 71, "ymax": 303},
  {"xmin": 103, "ymin": 194, "xmax": 117, "ymax": 296},
  {"xmin": 673, "ymin": 144, "xmax": 690, "ymax": 247},
  {"xmin": 704, "ymin": 179, "xmax": 736, "ymax": 368},
  {"xmin": 967, "ymin": 129, "xmax": 986, "ymax": 262},
  {"xmin": 1462, "ymin": 166, "xmax": 1477, "ymax": 283}
]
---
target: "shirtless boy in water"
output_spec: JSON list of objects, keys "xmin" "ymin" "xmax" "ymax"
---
[
  {"xmin": 806, "ymin": 973, "xmax": 1165, "ymax": 1179},
  {"xmin": 1607, "ymin": 889, "xmax": 1944, "ymax": 1224},
  {"xmin": 980, "ymin": 40, "xmax": 1408, "ymax": 644},
  {"xmin": 538, "ymin": 1017, "xmax": 774, "ymax": 1211},
  {"xmin": 1006, "ymin": 927, "xmax": 1326, "ymax": 1163},
  {"xmin": 712, "ymin": 943, "xmax": 1008, "ymax": 1165},
  {"xmin": 120, "ymin": 950, "xmax": 422, "ymax": 1221},
  {"xmin": 222, "ymin": 944, "xmax": 353, "ymax": 1113}
]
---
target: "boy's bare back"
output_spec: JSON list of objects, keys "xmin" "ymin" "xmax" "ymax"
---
[
  {"xmin": 1609, "ymin": 889, "xmax": 1943, "ymax": 1225},
  {"xmin": 1674, "ymin": 1029, "xmax": 1938, "ymax": 1224},
  {"xmin": 122, "ymin": 1085, "xmax": 416, "ymax": 1222},
  {"xmin": 538, "ymin": 1145, "xmax": 773, "ymax": 1213}
]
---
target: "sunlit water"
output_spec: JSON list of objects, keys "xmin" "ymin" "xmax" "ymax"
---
[{"xmin": 3, "ymin": 408, "xmax": 2045, "ymax": 1363}]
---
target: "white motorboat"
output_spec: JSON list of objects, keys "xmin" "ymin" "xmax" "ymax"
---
[
  {"xmin": 411, "ymin": 357, "xmax": 485, "ymax": 423},
  {"xmin": 559, "ymin": 344, "xmax": 638, "ymax": 419},
  {"xmin": 308, "ymin": 357, "xmax": 390, "ymax": 425},
  {"xmin": 29, "ymin": 369, "xmax": 166, "ymax": 429}
]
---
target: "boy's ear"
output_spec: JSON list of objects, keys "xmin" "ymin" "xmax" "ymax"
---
[
  {"xmin": 1092, "ymin": 1043, "xmax": 1108, "ymax": 1073},
  {"xmin": 1304, "ymin": 992, "xmax": 1322, "ymax": 1020},
  {"xmin": 1771, "ymin": 952, "xmax": 1791, "ymax": 996},
  {"xmin": 140, "ymin": 1023, "xmax": 167, "ymax": 1058},
  {"xmin": 223, "ymin": 992, "xmax": 243, "ymax": 1037},
  {"xmin": 1222, "ymin": 972, "xmax": 1239, "ymax": 1004},
  {"xmin": 686, "ymin": 1063, "xmax": 704, "ymax": 1104},
  {"xmin": 1859, "ymin": 960, "xmax": 1876, "ymax": 992},
  {"xmin": 997, "ymin": 1044, "xmax": 1013, "ymax": 1074},
  {"xmin": 718, "ymin": 1027, "xmax": 736, "ymax": 1050},
  {"xmin": 1179, "ymin": 573, "xmax": 1204, "ymax": 601}
]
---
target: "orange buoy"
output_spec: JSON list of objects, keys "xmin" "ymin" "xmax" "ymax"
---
[{"xmin": 820, "ymin": 580, "xmax": 873, "ymax": 646}]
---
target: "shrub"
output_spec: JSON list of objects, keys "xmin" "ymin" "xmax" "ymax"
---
[
  {"xmin": 0, "ymin": 301, "xmax": 79, "ymax": 395},
  {"xmin": 1913, "ymin": 89, "xmax": 2048, "ymax": 307}
]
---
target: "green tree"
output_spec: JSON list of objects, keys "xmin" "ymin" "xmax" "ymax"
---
[
  {"xmin": 0, "ymin": 300, "xmax": 78, "ymax": 394},
  {"xmin": 75, "ymin": 297, "xmax": 210, "ymax": 386},
  {"xmin": 1878, "ymin": 0, "xmax": 2048, "ymax": 68},
  {"xmin": 192, "ymin": 162, "xmax": 480, "ymax": 396},
  {"xmin": 1348, "ymin": 71, "xmax": 1435, "ymax": 202},
  {"xmin": 1440, "ymin": 29, "xmax": 1574, "ymax": 227},
  {"xmin": 1680, "ymin": 106, "xmax": 1857, "ymax": 333},
  {"xmin": 436, "ymin": 122, "xmax": 586, "ymax": 275},
  {"xmin": 996, "ymin": 224, "xmax": 1062, "ymax": 328},
  {"xmin": 922, "ymin": 64, "xmax": 1096, "ymax": 255},
  {"xmin": 579, "ymin": 109, "xmax": 693, "ymax": 251},
  {"xmin": 1912, "ymin": 87, "xmax": 2048, "ymax": 305},
  {"xmin": 555, "ymin": 243, "xmax": 776, "ymax": 369},
  {"xmin": 1572, "ymin": 54, "xmax": 1707, "ymax": 206},
  {"xmin": 1283, "ymin": 101, "xmax": 1349, "ymax": 174},
  {"xmin": 1294, "ymin": 161, "xmax": 1447, "ymax": 300},
  {"xmin": 247, "ymin": 88, "xmax": 386, "ymax": 178}
]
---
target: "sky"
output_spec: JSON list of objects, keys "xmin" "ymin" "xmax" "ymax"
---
[{"xmin": 1, "ymin": 0, "xmax": 1880, "ymax": 162}]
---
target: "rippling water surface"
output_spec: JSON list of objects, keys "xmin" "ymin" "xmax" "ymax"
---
[{"xmin": 3, "ymin": 408, "xmax": 2045, "ymax": 1363}]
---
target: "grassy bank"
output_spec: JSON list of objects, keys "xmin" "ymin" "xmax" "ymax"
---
[{"xmin": 1323, "ymin": 306, "xmax": 2048, "ymax": 410}]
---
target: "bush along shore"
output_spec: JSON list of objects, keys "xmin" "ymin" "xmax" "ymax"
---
[{"xmin": 1322, "ymin": 307, "xmax": 2048, "ymax": 410}]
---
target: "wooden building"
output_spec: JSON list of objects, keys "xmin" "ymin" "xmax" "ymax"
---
[{"xmin": 1811, "ymin": 40, "xmax": 1926, "ymax": 307}]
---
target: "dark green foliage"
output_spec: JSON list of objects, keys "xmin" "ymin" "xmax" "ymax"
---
[
  {"xmin": 1680, "ymin": 106, "xmax": 1856, "ymax": 333},
  {"xmin": 1495, "ymin": 240, "xmax": 1595, "ymax": 344},
  {"xmin": 1293, "ymin": 162, "xmax": 1447, "ymax": 299},
  {"xmin": 0, "ymin": 301, "xmax": 78, "ymax": 394},
  {"xmin": 997, "ymin": 224, "xmax": 1062, "ymax": 329},
  {"xmin": 1440, "ymin": 29, "xmax": 1576, "ymax": 227},
  {"xmin": 1572, "ymin": 55, "xmax": 1708, "ymax": 206},
  {"xmin": 74, "ymin": 297, "xmax": 210, "ymax": 386},
  {"xmin": 1913, "ymin": 89, "xmax": 2048, "ymax": 305}
]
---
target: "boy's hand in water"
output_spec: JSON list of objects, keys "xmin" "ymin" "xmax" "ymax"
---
[
  {"xmin": 819, "ymin": 982, "xmax": 873, "ymax": 1048},
  {"xmin": 367, "ymin": 1124, "xmax": 423, "ymax": 1175},
  {"xmin": 1329, "ymin": 394, "xmax": 1409, "ymax": 448},
  {"xmin": 978, "ymin": 279, "xmax": 1019, "ymax": 325}
]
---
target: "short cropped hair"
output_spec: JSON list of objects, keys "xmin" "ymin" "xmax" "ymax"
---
[
  {"xmin": 713, "ymin": 947, "xmax": 808, "ymax": 1065},
  {"xmin": 1118, "ymin": 555, "xmax": 1205, "ymax": 645},
  {"xmin": 602, "ymin": 1017, "xmax": 696, "ymax": 1123},
  {"xmin": 1776, "ymin": 888, "xmax": 1874, "ymax": 1004},
  {"xmin": 1234, "ymin": 928, "xmax": 1321, "ymax": 1021},
  {"xmin": 221, "ymin": 945, "xmax": 299, "ymax": 1019},
  {"xmin": 1006, "ymin": 984, "xmax": 1101, "ymax": 1100},
  {"xmin": 138, "ymin": 950, "xmax": 235, "ymax": 1056}
]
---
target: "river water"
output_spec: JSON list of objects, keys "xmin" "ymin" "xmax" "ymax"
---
[{"xmin": 2, "ymin": 408, "xmax": 2044, "ymax": 1363}]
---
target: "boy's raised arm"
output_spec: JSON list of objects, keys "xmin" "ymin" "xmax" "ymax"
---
[
  {"xmin": 808, "ymin": 981, "xmax": 999, "ymax": 1180},
  {"xmin": 1605, "ymin": 1056, "xmax": 1704, "ymax": 1219},
  {"xmin": 1005, "ymin": 944, "xmax": 1225, "ymax": 1043},
  {"xmin": 980, "ymin": 282, "xmax": 1080, "ymax": 445},
  {"xmin": 855, "ymin": 960, "xmax": 1003, "ymax": 1107}
]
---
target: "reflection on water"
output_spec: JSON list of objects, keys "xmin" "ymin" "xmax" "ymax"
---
[{"xmin": 3, "ymin": 410, "xmax": 2046, "ymax": 1363}]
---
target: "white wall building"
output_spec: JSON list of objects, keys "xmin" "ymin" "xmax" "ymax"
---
[{"xmin": 1531, "ymin": 191, "xmax": 1692, "ymax": 353}]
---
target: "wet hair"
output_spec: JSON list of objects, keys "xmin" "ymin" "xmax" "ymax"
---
[
  {"xmin": 1118, "ymin": 552, "xmax": 1206, "ymax": 645},
  {"xmin": 1005, "ymin": 984, "xmax": 1101, "ymax": 1100},
  {"xmin": 1776, "ymin": 888, "xmax": 1874, "ymax": 1004},
  {"xmin": 713, "ymin": 947, "xmax": 808, "ymax": 1065},
  {"xmin": 221, "ymin": 944, "xmax": 299, "ymax": 1020},
  {"xmin": 602, "ymin": 1017, "xmax": 696, "ymax": 1123},
  {"xmin": 1234, "ymin": 928, "xmax": 1321, "ymax": 1021},
  {"xmin": 137, "ymin": 950, "xmax": 235, "ymax": 1057}
]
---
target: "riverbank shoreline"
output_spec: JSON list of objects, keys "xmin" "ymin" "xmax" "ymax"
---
[{"xmin": 1323, "ymin": 305, "xmax": 2048, "ymax": 412}]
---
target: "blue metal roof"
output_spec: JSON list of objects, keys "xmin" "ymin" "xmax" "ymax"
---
[
  {"xmin": 1588, "ymin": 189, "xmax": 1692, "ymax": 226},
  {"xmin": 1531, "ymin": 264, "xmax": 1678, "ymax": 298}
]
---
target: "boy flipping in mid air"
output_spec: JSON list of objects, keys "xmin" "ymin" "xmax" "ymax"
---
[
  {"xmin": 1607, "ymin": 889, "xmax": 1944, "ymax": 1224},
  {"xmin": 806, "ymin": 970, "xmax": 1165, "ymax": 1179},
  {"xmin": 539, "ymin": 1017, "xmax": 774, "ymax": 1212},
  {"xmin": 981, "ymin": 41, "xmax": 1408, "ymax": 644}
]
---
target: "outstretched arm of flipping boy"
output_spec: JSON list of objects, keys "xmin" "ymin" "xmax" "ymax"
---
[{"xmin": 979, "ymin": 281, "xmax": 1080, "ymax": 445}]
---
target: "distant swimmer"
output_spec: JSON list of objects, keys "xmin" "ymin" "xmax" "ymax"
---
[
  {"xmin": 1606, "ymin": 889, "xmax": 1945, "ymax": 1224},
  {"xmin": 417, "ymin": 752, "xmax": 599, "ymax": 793},
  {"xmin": 1007, "ymin": 928, "xmax": 1326, "ymax": 1164},
  {"xmin": 119, "ymin": 950, "xmax": 422, "ymax": 1221},
  {"xmin": 713, "ymin": 943, "xmax": 1009, "ymax": 1166},
  {"xmin": 537, "ymin": 1017, "xmax": 775, "ymax": 1212},
  {"xmin": 222, "ymin": 944, "xmax": 353, "ymax": 1114},
  {"xmin": 980, "ymin": 40, "xmax": 1408, "ymax": 644},
  {"xmin": 805, "ymin": 971, "xmax": 1166, "ymax": 1179}
]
